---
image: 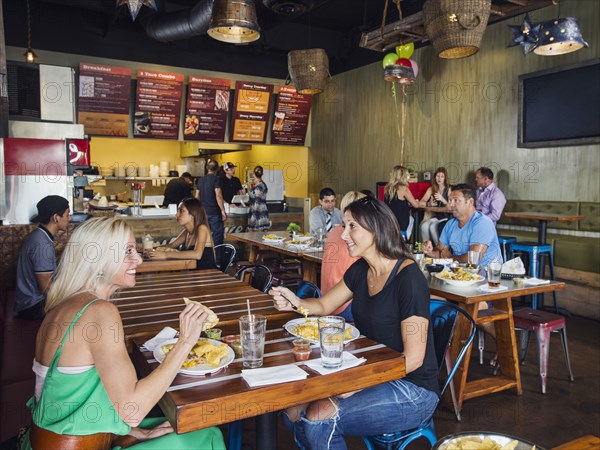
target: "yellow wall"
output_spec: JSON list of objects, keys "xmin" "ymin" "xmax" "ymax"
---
[
  {"xmin": 90, "ymin": 137, "xmax": 184, "ymax": 172},
  {"xmin": 207, "ymin": 145, "xmax": 309, "ymax": 198}
]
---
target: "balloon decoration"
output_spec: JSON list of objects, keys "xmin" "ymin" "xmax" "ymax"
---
[
  {"xmin": 409, "ymin": 60, "xmax": 419, "ymax": 77},
  {"xmin": 395, "ymin": 42, "xmax": 414, "ymax": 59},
  {"xmin": 382, "ymin": 52, "xmax": 399, "ymax": 68}
]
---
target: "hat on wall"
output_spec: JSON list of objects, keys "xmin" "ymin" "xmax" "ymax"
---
[
  {"xmin": 31, "ymin": 195, "xmax": 70, "ymax": 223},
  {"xmin": 223, "ymin": 162, "xmax": 237, "ymax": 170}
]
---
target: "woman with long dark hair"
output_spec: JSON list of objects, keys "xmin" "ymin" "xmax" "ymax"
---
[
  {"xmin": 418, "ymin": 167, "xmax": 452, "ymax": 245},
  {"xmin": 148, "ymin": 197, "xmax": 216, "ymax": 269},
  {"xmin": 270, "ymin": 197, "xmax": 439, "ymax": 450},
  {"xmin": 247, "ymin": 165, "xmax": 270, "ymax": 231}
]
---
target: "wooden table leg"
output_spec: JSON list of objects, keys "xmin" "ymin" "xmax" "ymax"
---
[
  {"xmin": 302, "ymin": 260, "xmax": 318, "ymax": 284},
  {"xmin": 248, "ymin": 245, "xmax": 259, "ymax": 263},
  {"xmin": 494, "ymin": 297, "xmax": 523, "ymax": 395}
]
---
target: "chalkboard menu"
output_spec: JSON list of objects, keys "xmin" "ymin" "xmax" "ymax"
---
[
  {"xmin": 78, "ymin": 63, "xmax": 131, "ymax": 136},
  {"xmin": 271, "ymin": 86, "xmax": 312, "ymax": 145},
  {"xmin": 134, "ymin": 70, "xmax": 184, "ymax": 140},
  {"xmin": 230, "ymin": 80, "xmax": 274, "ymax": 143},
  {"xmin": 184, "ymin": 76, "xmax": 230, "ymax": 142}
]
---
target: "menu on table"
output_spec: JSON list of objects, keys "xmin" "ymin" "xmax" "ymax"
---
[
  {"xmin": 78, "ymin": 63, "xmax": 131, "ymax": 137},
  {"xmin": 271, "ymin": 85, "xmax": 313, "ymax": 145},
  {"xmin": 134, "ymin": 70, "xmax": 184, "ymax": 140},
  {"xmin": 184, "ymin": 76, "xmax": 230, "ymax": 142},
  {"xmin": 230, "ymin": 80, "xmax": 274, "ymax": 143}
]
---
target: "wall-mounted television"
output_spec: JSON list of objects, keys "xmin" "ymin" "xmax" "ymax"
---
[{"xmin": 518, "ymin": 58, "xmax": 600, "ymax": 148}]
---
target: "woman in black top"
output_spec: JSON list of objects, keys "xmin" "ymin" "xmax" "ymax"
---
[
  {"xmin": 147, "ymin": 198, "xmax": 216, "ymax": 270},
  {"xmin": 384, "ymin": 165, "xmax": 420, "ymax": 237},
  {"xmin": 270, "ymin": 197, "xmax": 439, "ymax": 450}
]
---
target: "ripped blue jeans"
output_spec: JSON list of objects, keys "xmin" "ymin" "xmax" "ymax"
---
[{"xmin": 283, "ymin": 379, "xmax": 438, "ymax": 450}]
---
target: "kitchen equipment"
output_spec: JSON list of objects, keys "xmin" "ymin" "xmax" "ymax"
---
[
  {"xmin": 115, "ymin": 166, "xmax": 127, "ymax": 178},
  {"xmin": 125, "ymin": 165, "xmax": 137, "ymax": 177},
  {"xmin": 169, "ymin": 170, "xmax": 179, "ymax": 177},
  {"xmin": 176, "ymin": 164, "xmax": 188, "ymax": 175},
  {"xmin": 137, "ymin": 166, "xmax": 149, "ymax": 177},
  {"xmin": 159, "ymin": 161, "xmax": 170, "ymax": 177}
]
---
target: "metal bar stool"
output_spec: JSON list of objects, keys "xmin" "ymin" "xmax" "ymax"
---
[
  {"xmin": 510, "ymin": 242, "xmax": 557, "ymax": 311},
  {"xmin": 513, "ymin": 308, "xmax": 575, "ymax": 394},
  {"xmin": 497, "ymin": 236, "xmax": 517, "ymax": 262}
]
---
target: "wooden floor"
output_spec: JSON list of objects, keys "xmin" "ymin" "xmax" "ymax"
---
[{"xmin": 234, "ymin": 313, "xmax": 600, "ymax": 450}]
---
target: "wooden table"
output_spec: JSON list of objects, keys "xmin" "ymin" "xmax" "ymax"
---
[
  {"xmin": 429, "ymin": 275, "xmax": 566, "ymax": 411},
  {"xmin": 227, "ymin": 231, "xmax": 324, "ymax": 284},
  {"xmin": 113, "ymin": 269, "xmax": 295, "ymax": 348},
  {"xmin": 504, "ymin": 212, "xmax": 585, "ymax": 245},
  {"xmin": 552, "ymin": 435, "xmax": 600, "ymax": 450},
  {"xmin": 136, "ymin": 259, "xmax": 197, "ymax": 273}
]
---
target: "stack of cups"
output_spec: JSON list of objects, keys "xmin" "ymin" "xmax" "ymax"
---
[{"xmin": 159, "ymin": 161, "xmax": 170, "ymax": 177}]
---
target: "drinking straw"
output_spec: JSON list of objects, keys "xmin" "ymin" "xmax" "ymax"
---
[{"xmin": 246, "ymin": 299, "xmax": 252, "ymax": 319}]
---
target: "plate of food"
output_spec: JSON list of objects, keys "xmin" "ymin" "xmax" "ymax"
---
[
  {"xmin": 433, "ymin": 432, "xmax": 542, "ymax": 450},
  {"xmin": 89, "ymin": 198, "xmax": 119, "ymax": 210},
  {"xmin": 153, "ymin": 338, "xmax": 234, "ymax": 376},
  {"xmin": 434, "ymin": 269, "xmax": 485, "ymax": 287},
  {"xmin": 284, "ymin": 317, "xmax": 360, "ymax": 345},
  {"xmin": 285, "ymin": 240, "xmax": 312, "ymax": 250},
  {"xmin": 262, "ymin": 233, "xmax": 285, "ymax": 243},
  {"xmin": 292, "ymin": 233, "xmax": 313, "ymax": 242}
]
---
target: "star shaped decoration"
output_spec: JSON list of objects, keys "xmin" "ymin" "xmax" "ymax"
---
[
  {"xmin": 507, "ymin": 14, "xmax": 541, "ymax": 55},
  {"xmin": 116, "ymin": 0, "xmax": 157, "ymax": 21}
]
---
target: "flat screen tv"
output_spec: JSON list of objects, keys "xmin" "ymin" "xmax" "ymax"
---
[{"xmin": 518, "ymin": 58, "xmax": 600, "ymax": 148}]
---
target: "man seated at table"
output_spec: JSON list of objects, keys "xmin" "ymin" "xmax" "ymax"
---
[
  {"xmin": 309, "ymin": 187, "xmax": 343, "ymax": 236},
  {"xmin": 14, "ymin": 195, "xmax": 71, "ymax": 319},
  {"xmin": 422, "ymin": 184, "xmax": 502, "ymax": 266},
  {"xmin": 475, "ymin": 167, "xmax": 506, "ymax": 225}
]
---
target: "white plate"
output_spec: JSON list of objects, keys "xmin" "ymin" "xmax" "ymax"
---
[
  {"xmin": 89, "ymin": 199, "xmax": 119, "ymax": 210},
  {"xmin": 292, "ymin": 235, "xmax": 313, "ymax": 242},
  {"xmin": 285, "ymin": 241, "xmax": 311, "ymax": 251},
  {"xmin": 262, "ymin": 235, "xmax": 285, "ymax": 243},
  {"xmin": 153, "ymin": 338, "xmax": 235, "ymax": 376},
  {"xmin": 284, "ymin": 317, "xmax": 360, "ymax": 344},
  {"xmin": 434, "ymin": 272, "xmax": 485, "ymax": 287}
]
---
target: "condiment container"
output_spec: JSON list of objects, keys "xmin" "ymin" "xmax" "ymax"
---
[
  {"xmin": 224, "ymin": 335, "xmax": 242, "ymax": 356},
  {"xmin": 204, "ymin": 328, "xmax": 222, "ymax": 340},
  {"xmin": 292, "ymin": 339, "xmax": 311, "ymax": 361},
  {"xmin": 513, "ymin": 277, "xmax": 525, "ymax": 288}
]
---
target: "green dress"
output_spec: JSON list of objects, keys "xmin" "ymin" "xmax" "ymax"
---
[{"xmin": 23, "ymin": 299, "xmax": 225, "ymax": 450}]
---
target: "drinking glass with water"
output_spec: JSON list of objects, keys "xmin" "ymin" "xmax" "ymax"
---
[
  {"xmin": 239, "ymin": 314, "xmax": 267, "ymax": 368},
  {"xmin": 318, "ymin": 316, "xmax": 345, "ymax": 369}
]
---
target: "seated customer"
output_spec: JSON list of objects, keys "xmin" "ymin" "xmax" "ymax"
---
[
  {"xmin": 320, "ymin": 190, "xmax": 367, "ymax": 322},
  {"xmin": 419, "ymin": 167, "xmax": 451, "ymax": 245},
  {"xmin": 309, "ymin": 187, "xmax": 343, "ymax": 236},
  {"xmin": 15, "ymin": 195, "xmax": 71, "ymax": 320},
  {"xmin": 422, "ymin": 184, "xmax": 502, "ymax": 267},
  {"xmin": 148, "ymin": 197, "xmax": 216, "ymax": 270},
  {"xmin": 384, "ymin": 165, "xmax": 419, "ymax": 239},
  {"xmin": 475, "ymin": 167, "xmax": 506, "ymax": 225},
  {"xmin": 24, "ymin": 217, "xmax": 224, "ymax": 449},
  {"xmin": 270, "ymin": 197, "xmax": 439, "ymax": 449}
]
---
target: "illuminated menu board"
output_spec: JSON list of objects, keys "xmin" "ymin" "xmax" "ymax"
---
[
  {"xmin": 184, "ymin": 76, "xmax": 230, "ymax": 142},
  {"xmin": 271, "ymin": 85, "xmax": 313, "ymax": 145},
  {"xmin": 78, "ymin": 63, "xmax": 131, "ymax": 137},
  {"xmin": 134, "ymin": 70, "xmax": 184, "ymax": 140},
  {"xmin": 230, "ymin": 80, "xmax": 274, "ymax": 143}
]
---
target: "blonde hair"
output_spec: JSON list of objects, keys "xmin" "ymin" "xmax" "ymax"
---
[
  {"xmin": 340, "ymin": 191, "xmax": 366, "ymax": 211},
  {"xmin": 385, "ymin": 165, "xmax": 410, "ymax": 199},
  {"xmin": 45, "ymin": 217, "xmax": 133, "ymax": 311}
]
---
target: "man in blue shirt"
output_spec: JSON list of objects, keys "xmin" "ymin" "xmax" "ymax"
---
[
  {"xmin": 423, "ymin": 184, "xmax": 501, "ymax": 266},
  {"xmin": 15, "ymin": 195, "xmax": 71, "ymax": 319}
]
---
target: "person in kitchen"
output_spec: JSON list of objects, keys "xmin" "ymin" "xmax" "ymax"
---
[
  {"xmin": 147, "ymin": 197, "xmax": 217, "ymax": 270},
  {"xmin": 309, "ymin": 187, "xmax": 343, "ymax": 237},
  {"xmin": 195, "ymin": 160, "xmax": 226, "ymax": 246},
  {"xmin": 14, "ymin": 195, "xmax": 71, "ymax": 320},
  {"xmin": 219, "ymin": 162, "xmax": 243, "ymax": 204},
  {"xmin": 162, "ymin": 172, "xmax": 194, "ymax": 207}
]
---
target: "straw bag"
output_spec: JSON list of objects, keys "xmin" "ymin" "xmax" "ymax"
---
[{"xmin": 423, "ymin": 0, "xmax": 492, "ymax": 59}]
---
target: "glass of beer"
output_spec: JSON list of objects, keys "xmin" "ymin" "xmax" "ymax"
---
[{"xmin": 487, "ymin": 261, "xmax": 502, "ymax": 288}]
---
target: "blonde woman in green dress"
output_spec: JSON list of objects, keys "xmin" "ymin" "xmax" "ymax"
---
[{"xmin": 24, "ymin": 217, "xmax": 225, "ymax": 450}]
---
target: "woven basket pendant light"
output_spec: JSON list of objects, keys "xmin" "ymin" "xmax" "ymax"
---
[
  {"xmin": 287, "ymin": 49, "xmax": 329, "ymax": 95},
  {"xmin": 208, "ymin": 0, "xmax": 261, "ymax": 44}
]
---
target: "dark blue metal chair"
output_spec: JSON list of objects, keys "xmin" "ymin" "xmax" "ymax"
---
[
  {"xmin": 295, "ymin": 280, "xmax": 322, "ymax": 299},
  {"xmin": 510, "ymin": 242, "xmax": 557, "ymax": 310},
  {"xmin": 361, "ymin": 300, "xmax": 476, "ymax": 450},
  {"xmin": 213, "ymin": 243, "xmax": 236, "ymax": 273},
  {"xmin": 235, "ymin": 264, "xmax": 274, "ymax": 293},
  {"xmin": 498, "ymin": 236, "xmax": 517, "ymax": 262}
]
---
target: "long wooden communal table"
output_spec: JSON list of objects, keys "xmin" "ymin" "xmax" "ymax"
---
[
  {"xmin": 227, "ymin": 231, "xmax": 324, "ymax": 284},
  {"xmin": 113, "ymin": 269, "xmax": 296, "ymax": 349},
  {"xmin": 129, "ymin": 316, "xmax": 406, "ymax": 447},
  {"xmin": 136, "ymin": 259, "xmax": 197, "ymax": 273},
  {"xmin": 429, "ymin": 276, "xmax": 566, "ymax": 411},
  {"xmin": 503, "ymin": 212, "xmax": 585, "ymax": 245}
]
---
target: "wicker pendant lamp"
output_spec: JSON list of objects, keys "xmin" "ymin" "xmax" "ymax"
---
[
  {"xmin": 208, "ymin": 0, "xmax": 261, "ymax": 44},
  {"xmin": 423, "ymin": 0, "xmax": 492, "ymax": 59},
  {"xmin": 287, "ymin": 48, "xmax": 329, "ymax": 95}
]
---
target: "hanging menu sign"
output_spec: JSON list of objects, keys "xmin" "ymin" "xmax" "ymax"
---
[
  {"xmin": 78, "ymin": 63, "xmax": 131, "ymax": 137},
  {"xmin": 184, "ymin": 76, "xmax": 230, "ymax": 142},
  {"xmin": 271, "ymin": 86, "xmax": 313, "ymax": 145},
  {"xmin": 134, "ymin": 70, "xmax": 184, "ymax": 140},
  {"xmin": 230, "ymin": 80, "xmax": 274, "ymax": 143}
]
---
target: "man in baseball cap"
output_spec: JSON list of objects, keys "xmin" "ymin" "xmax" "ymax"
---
[
  {"xmin": 220, "ymin": 162, "xmax": 243, "ymax": 204},
  {"xmin": 15, "ymin": 195, "xmax": 71, "ymax": 319}
]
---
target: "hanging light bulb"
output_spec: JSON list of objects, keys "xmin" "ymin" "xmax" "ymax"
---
[
  {"xmin": 24, "ymin": 0, "xmax": 37, "ymax": 63},
  {"xmin": 208, "ymin": 0, "xmax": 261, "ymax": 44}
]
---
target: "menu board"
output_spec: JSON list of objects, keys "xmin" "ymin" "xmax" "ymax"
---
[
  {"xmin": 230, "ymin": 80, "xmax": 274, "ymax": 143},
  {"xmin": 134, "ymin": 70, "xmax": 184, "ymax": 140},
  {"xmin": 184, "ymin": 76, "xmax": 230, "ymax": 142},
  {"xmin": 271, "ymin": 86, "xmax": 313, "ymax": 145},
  {"xmin": 78, "ymin": 63, "xmax": 131, "ymax": 137}
]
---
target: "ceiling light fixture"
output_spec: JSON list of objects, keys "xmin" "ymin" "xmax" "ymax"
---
[
  {"xmin": 533, "ymin": 17, "xmax": 588, "ymax": 56},
  {"xmin": 287, "ymin": 48, "xmax": 329, "ymax": 95},
  {"xmin": 24, "ymin": 0, "xmax": 37, "ymax": 63},
  {"xmin": 116, "ymin": 0, "xmax": 158, "ymax": 22},
  {"xmin": 208, "ymin": 0, "xmax": 261, "ymax": 44}
]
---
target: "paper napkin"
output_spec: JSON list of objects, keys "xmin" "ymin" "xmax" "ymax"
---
[
  {"xmin": 141, "ymin": 327, "xmax": 178, "ymax": 351},
  {"xmin": 433, "ymin": 258, "xmax": 454, "ymax": 266},
  {"xmin": 501, "ymin": 257, "xmax": 526, "ymax": 275},
  {"xmin": 477, "ymin": 284, "xmax": 509, "ymax": 293},
  {"xmin": 241, "ymin": 364, "xmax": 308, "ymax": 387},
  {"xmin": 524, "ymin": 277, "xmax": 551, "ymax": 286},
  {"xmin": 304, "ymin": 352, "xmax": 366, "ymax": 375}
]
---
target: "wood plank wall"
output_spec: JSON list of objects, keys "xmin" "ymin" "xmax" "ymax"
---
[{"xmin": 309, "ymin": 0, "xmax": 600, "ymax": 203}]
